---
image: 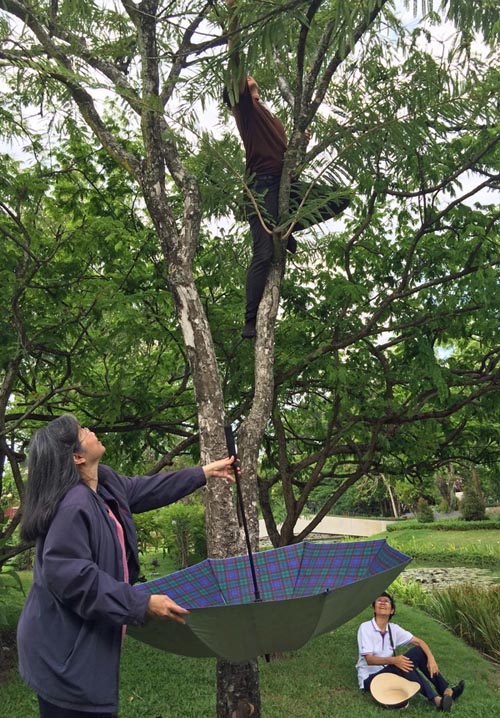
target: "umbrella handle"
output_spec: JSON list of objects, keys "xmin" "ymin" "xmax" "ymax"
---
[{"xmin": 225, "ymin": 425, "xmax": 261, "ymax": 603}]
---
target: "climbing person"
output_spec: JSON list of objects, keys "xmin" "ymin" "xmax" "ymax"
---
[{"xmin": 225, "ymin": 0, "xmax": 350, "ymax": 339}]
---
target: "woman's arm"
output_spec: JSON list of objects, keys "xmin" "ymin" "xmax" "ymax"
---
[
  {"xmin": 118, "ymin": 457, "xmax": 237, "ymax": 514},
  {"xmin": 43, "ymin": 503, "xmax": 150, "ymax": 625}
]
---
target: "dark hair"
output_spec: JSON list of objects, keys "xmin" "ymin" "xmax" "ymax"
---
[
  {"xmin": 20, "ymin": 415, "xmax": 83, "ymax": 542},
  {"xmin": 372, "ymin": 591, "xmax": 396, "ymax": 614}
]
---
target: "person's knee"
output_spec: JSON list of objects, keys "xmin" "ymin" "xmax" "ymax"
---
[{"xmin": 405, "ymin": 645, "xmax": 426, "ymax": 663}]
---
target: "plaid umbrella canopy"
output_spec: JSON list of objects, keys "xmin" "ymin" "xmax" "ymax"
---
[{"xmin": 128, "ymin": 539, "xmax": 411, "ymax": 662}]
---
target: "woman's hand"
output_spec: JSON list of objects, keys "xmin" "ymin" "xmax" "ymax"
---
[
  {"xmin": 146, "ymin": 594, "xmax": 189, "ymax": 624},
  {"xmin": 202, "ymin": 456, "xmax": 239, "ymax": 482}
]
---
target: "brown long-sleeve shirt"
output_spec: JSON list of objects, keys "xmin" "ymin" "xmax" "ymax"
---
[{"xmin": 231, "ymin": 78, "xmax": 288, "ymax": 177}]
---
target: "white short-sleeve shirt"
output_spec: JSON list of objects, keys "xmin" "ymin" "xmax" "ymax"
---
[{"xmin": 356, "ymin": 618, "xmax": 414, "ymax": 688}]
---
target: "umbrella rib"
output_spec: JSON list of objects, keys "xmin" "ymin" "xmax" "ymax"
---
[
  {"xmin": 208, "ymin": 558, "xmax": 230, "ymax": 606},
  {"xmin": 291, "ymin": 542, "xmax": 308, "ymax": 598}
]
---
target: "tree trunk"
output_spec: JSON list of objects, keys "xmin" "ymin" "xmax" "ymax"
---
[
  {"xmin": 381, "ymin": 474, "xmax": 399, "ymax": 518},
  {"xmin": 217, "ymin": 659, "xmax": 261, "ymax": 718}
]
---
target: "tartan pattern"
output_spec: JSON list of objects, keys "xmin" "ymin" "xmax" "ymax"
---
[{"xmin": 134, "ymin": 539, "xmax": 410, "ymax": 608}]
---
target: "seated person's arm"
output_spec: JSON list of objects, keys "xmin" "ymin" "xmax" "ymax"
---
[
  {"xmin": 365, "ymin": 653, "xmax": 415, "ymax": 673},
  {"xmin": 409, "ymin": 636, "xmax": 439, "ymax": 676}
]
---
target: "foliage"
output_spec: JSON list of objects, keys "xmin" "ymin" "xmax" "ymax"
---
[
  {"xmin": 0, "ymin": 0, "xmax": 498, "ymax": 557},
  {"xmin": 478, "ymin": 466, "xmax": 500, "ymax": 504},
  {"xmin": 391, "ymin": 576, "xmax": 500, "ymax": 665},
  {"xmin": 1, "ymin": 2, "xmax": 498, "ymax": 712},
  {"xmin": 133, "ymin": 511, "xmax": 164, "ymax": 556},
  {"xmin": 389, "ymin": 576, "xmax": 428, "ymax": 610},
  {"xmin": 312, "ymin": 474, "xmax": 404, "ymax": 518},
  {"xmin": 416, "ymin": 497, "xmax": 435, "ymax": 523},
  {"xmin": 434, "ymin": 465, "xmax": 459, "ymax": 512},
  {"xmin": 0, "ymin": 147, "xmax": 202, "ymax": 567},
  {"xmin": 424, "ymin": 584, "xmax": 500, "ymax": 664},
  {"xmin": 0, "ymin": 565, "xmax": 24, "ymax": 629},
  {"xmin": 387, "ymin": 518, "xmax": 500, "ymax": 532},
  {"xmin": 134, "ymin": 496, "xmax": 207, "ymax": 569},
  {"xmin": 7, "ymin": 547, "xmax": 34, "ymax": 571},
  {"xmin": 159, "ymin": 499, "xmax": 207, "ymax": 569},
  {"xmin": 460, "ymin": 481, "xmax": 487, "ymax": 521}
]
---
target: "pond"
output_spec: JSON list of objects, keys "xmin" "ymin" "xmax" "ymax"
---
[{"xmin": 400, "ymin": 565, "xmax": 500, "ymax": 590}]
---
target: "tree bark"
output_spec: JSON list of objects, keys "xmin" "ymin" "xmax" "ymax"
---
[{"xmin": 217, "ymin": 659, "xmax": 261, "ymax": 718}]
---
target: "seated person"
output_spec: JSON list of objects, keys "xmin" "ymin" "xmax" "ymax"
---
[{"xmin": 356, "ymin": 592, "xmax": 465, "ymax": 712}]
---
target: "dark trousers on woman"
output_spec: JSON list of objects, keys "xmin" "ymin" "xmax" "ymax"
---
[
  {"xmin": 244, "ymin": 174, "xmax": 350, "ymax": 325},
  {"xmin": 363, "ymin": 646, "xmax": 450, "ymax": 704},
  {"xmin": 38, "ymin": 696, "xmax": 117, "ymax": 718}
]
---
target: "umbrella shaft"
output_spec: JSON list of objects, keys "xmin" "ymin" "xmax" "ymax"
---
[{"xmin": 235, "ymin": 469, "xmax": 261, "ymax": 602}]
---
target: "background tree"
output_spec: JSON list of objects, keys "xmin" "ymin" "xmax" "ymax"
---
[
  {"xmin": 434, "ymin": 464, "xmax": 459, "ymax": 512},
  {"xmin": 460, "ymin": 478, "xmax": 487, "ymax": 521},
  {"xmin": 416, "ymin": 496, "xmax": 435, "ymax": 523}
]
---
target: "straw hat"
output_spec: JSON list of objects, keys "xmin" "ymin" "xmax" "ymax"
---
[{"xmin": 370, "ymin": 673, "xmax": 420, "ymax": 708}]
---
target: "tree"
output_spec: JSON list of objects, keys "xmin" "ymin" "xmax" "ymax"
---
[
  {"xmin": 434, "ymin": 463, "xmax": 459, "ymax": 512},
  {"xmin": 460, "ymin": 478, "xmax": 486, "ymax": 521},
  {"xmin": 0, "ymin": 145, "xmax": 205, "ymax": 546},
  {"xmin": 416, "ymin": 496, "xmax": 434, "ymax": 522},
  {"xmin": 1, "ymin": 1, "xmax": 499, "ymax": 716}
]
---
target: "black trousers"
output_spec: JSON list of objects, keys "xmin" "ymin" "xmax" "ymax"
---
[
  {"xmin": 363, "ymin": 645, "xmax": 450, "ymax": 704},
  {"xmin": 38, "ymin": 696, "xmax": 117, "ymax": 718},
  {"xmin": 244, "ymin": 174, "xmax": 350, "ymax": 322}
]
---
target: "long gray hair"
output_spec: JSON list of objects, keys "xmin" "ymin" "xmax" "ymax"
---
[{"xmin": 20, "ymin": 415, "xmax": 83, "ymax": 542}]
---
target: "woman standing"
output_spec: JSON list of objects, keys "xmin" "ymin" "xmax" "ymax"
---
[{"xmin": 17, "ymin": 414, "xmax": 237, "ymax": 718}]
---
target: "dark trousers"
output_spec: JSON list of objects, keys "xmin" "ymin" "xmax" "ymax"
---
[
  {"xmin": 38, "ymin": 696, "xmax": 117, "ymax": 718},
  {"xmin": 363, "ymin": 646, "xmax": 450, "ymax": 704},
  {"xmin": 244, "ymin": 174, "xmax": 350, "ymax": 322}
]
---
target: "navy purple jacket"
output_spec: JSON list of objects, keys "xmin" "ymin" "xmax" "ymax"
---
[{"xmin": 17, "ymin": 464, "xmax": 206, "ymax": 713}]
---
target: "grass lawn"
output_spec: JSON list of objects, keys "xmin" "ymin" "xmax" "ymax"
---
[
  {"xmin": 383, "ymin": 528, "xmax": 500, "ymax": 568},
  {"xmin": 387, "ymin": 528, "xmax": 500, "ymax": 549},
  {"xmin": 1, "ymin": 602, "xmax": 498, "ymax": 717},
  {"xmin": 2, "ymin": 532, "xmax": 500, "ymax": 717}
]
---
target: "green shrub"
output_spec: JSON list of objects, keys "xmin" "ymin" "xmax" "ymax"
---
[
  {"xmin": 0, "ymin": 566, "xmax": 25, "ymax": 629},
  {"xmin": 425, "ymin": 584, "xmax": 500, "ymax": 664},
  {"xmin": 133, "ymin": 511, "xmax": 163, "ymax": 554},
  {"xmin": 416, "ymin": 497, "xmax": 434, "ymax": 523},
  {"xmin": 460, "ymin": 483, "xmax": 486, "ymax": 521},
  {"xmin": 160, "ymin": 500, "xmax": 206, "ymax": 569},
  {"xmin": 9, "ymin": 547, "xmax": 34, "ymax": 571},
  {"xmin": 437, "ymin": 497, "xmax": 456, "ymax": 513},
  {"xmin": 389, "ymin": 577, "xmax": 428, "ymax": 610}
]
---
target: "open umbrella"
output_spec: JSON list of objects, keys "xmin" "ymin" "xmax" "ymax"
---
[{"xmin": 128, "ymin": 538, "xmax": 411, "ymax": 662}]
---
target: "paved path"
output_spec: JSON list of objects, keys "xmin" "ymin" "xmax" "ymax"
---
[{"xmin": 259, "ymin": 515, "xmax": 394, "ymax": 540}]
